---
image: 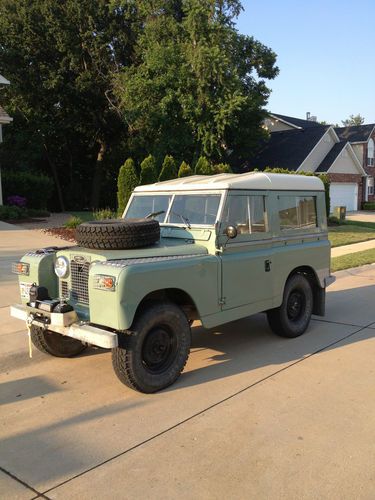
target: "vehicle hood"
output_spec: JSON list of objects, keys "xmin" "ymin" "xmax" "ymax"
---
[{"xmin": 56, "ymin": 238, "xmax": 208, "ymax": 262}]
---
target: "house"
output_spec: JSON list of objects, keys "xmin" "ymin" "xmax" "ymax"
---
[
  {"xmin": 0, "ymin": 74, "xmax": 12, "ymax": 206},
  {"xmin": 245, "ymin": 113, "xmax": 374, "ymax": 211}
]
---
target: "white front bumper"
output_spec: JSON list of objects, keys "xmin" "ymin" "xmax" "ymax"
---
[{"xmin": 10, "ymin": 304, "xmax": 118, "ymax": 349}]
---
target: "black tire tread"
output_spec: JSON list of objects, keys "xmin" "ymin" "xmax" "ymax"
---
[
  {"xmin": 76, "ymin": 218, "xmax": 160, "ymax": 250},
  {"xmin": 30, "ymin": 325, "xmax": 87, "ymax": 357}
]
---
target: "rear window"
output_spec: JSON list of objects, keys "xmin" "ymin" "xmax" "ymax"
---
[{"xmin": 278, "ymin": 196, "xmax": 317, "ymax": 231}]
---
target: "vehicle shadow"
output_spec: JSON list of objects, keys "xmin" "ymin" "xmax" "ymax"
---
[{"xmin": 175, "ymin": 283, "xmax": 375, "ymax": 390}]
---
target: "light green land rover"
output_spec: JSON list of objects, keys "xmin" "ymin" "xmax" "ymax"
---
[{"xmin": 10, "ymin": 172, "xmax": 334, "ymax": 393}]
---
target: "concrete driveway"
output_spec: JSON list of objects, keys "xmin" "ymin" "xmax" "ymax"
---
[
  {"xmin": 1, "ymin": 225, "xmax": 375, "ymax": 499},
  {"xmin": 346, "ymin": 210, "xmax": 375, "ymax": 223}
]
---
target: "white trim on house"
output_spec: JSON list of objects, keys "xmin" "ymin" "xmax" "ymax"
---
[
  {"xmin": 326, "ymin": 143, "xmax": 367, "ymax": 176},
  {"xmin": 297, "ymin": 126, "xmax": 339, "ymax": 172},
  {"xmin": 0, "ymin": 75, "xmax": 10, "ymax": 85},
  {"xmin": 269, "ymin": 114, "xmax": 302, "ymax": 130}
]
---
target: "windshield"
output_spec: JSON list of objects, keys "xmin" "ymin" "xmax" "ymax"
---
[{"xmin": 125, "ymin": 193, "xmax": 221, "ymax": 226}]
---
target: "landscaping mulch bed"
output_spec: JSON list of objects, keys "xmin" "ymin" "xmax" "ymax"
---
[{"xmin": 42, "ymin": 227, "xmax": 77, "ymax": 242}]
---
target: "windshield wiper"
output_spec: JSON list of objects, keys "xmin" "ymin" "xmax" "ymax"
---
[
  {"xmin": 145, "ymin": 210, "xmax": 165, "ymax": 219},
  {"xmin": 170, "ymin": 211, "xmax": 191, "ymax": 229}
]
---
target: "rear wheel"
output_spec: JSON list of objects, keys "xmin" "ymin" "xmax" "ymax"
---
[
  {"xmin": 30, "ymin": 325, "xmax": 87, "ymax": 357},
  {"xmin": 112, "ymin": 302, "xmax": 191, "ymax": 393},
  {"xmin": 267, "ymin": 274, "xmax": 313, "ymax": 338}
]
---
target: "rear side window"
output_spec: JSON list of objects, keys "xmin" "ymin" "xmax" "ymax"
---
[
  {"xmin": 222, "ymin": 195, "xmax": 268, "ymax": 234},
  {"xmin": 278, "ymin": 196, "xmax": 317, "ymax": 231}
]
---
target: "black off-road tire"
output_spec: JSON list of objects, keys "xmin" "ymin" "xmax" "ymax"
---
[
  {"xmin": 267, "ymin": 274, "xmax": 313, "ymax": 338},
  {"xmin": 112, "ymin": 302, "xmax": 191, "ymax": 393},
  {"xmin": 76, "ymin": 219, "xmax": 160, "ymax": 250},
  {"xmin": 30, "ymin": 325, "xmax": 87, "ymax": 357}
]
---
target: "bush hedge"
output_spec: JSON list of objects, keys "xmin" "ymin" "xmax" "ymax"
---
[
  {"xmin": 117, "ymin": 158, "xmax": 139, "ymax": 214},
  {"xmin": 2, "ymin": 170, "xmax": 54, "ymax": 209},
  {"xmin": 362, "ymin": 202, "xmax": 375, "ymax": 211}
]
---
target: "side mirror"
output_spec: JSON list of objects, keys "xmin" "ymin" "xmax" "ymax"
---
[{"xmin": 225, "ymin": 225, "xmax": 237, "ymax": 239}]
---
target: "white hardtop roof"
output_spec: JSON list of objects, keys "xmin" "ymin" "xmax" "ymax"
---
[{"xmin": 134, "ymin": 172, "xmax": 324, "ymax": 193}]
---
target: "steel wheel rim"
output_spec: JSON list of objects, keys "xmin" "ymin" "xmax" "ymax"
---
[
  {"xmin": 142, "ymin": 326, "xmax": 177, "ymax": 374},
  {"xmin": 287, "ymin": 290, "xmax": 305, "ymax": 321}
]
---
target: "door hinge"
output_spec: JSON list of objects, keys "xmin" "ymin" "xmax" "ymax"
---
[{"xmin": 219, "ymin": 297, "xmax": 226, "ymax": 306}]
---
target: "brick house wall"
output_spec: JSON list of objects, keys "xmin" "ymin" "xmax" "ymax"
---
[
  {"xmin": 362, "ymin": 128, "xmax": 375, "ymax": 202},
  {"xmin": 328, "ymin": 173, "xmax": 364, "ymax": 210}
]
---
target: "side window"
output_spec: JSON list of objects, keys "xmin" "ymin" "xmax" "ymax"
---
[
  {"xmin": 223, "ymin": 195, "xmax": 268, "ymax": 235},
  {"xmin": 278, "ymin": 196, "xmax": 317, "ymax": 231}
]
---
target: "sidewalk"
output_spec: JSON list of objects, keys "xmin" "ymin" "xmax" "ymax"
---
[{"xmin": 331, "ymin": 238, "xmax": 375, "ymax": 258}]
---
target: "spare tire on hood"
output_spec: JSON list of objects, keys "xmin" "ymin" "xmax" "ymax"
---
[{"xmin": 76, "ymin": 218, "xmax": 160, "ymax": 250}]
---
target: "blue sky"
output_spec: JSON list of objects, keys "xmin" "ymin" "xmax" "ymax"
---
[{"xmin": 237, "ymin": 0, "xmax": 375, "ymax": 125}]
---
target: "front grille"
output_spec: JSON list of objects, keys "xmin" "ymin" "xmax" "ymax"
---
[
  {"xmin": 60, "ymin": 280, "xmax": 69, "ymax": 299},
  {"xmin": 70, "ymin": 258, "xmax": 90, "ymax": 304}
]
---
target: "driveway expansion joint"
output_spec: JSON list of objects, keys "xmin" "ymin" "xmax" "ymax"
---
[
  {"xmin": 0, "ymin": 466, "xmax": 51, "ymax": 499},
  {"xmin": 40, "ymin": 320, "xmax": 374, "ymax": 496}
]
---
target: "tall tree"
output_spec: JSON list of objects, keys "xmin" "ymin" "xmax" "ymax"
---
[
  {"xmin": 341, "ymin": 114, "xmax": 365, "ymax": 126},
  {"xmin": 115, "ymin": 0, "xmax": 278, "ymax": 162},
  {"xmin": 0, "ymin": 0, "xmax": 138, "ymax": 209}
]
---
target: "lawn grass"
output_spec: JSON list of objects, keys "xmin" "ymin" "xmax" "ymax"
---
[
  {"xmin": 331, "ymin": 248, "xmax": 375, "ymax": 272},
  {"xmin": 328, "ymin": 224, "xmax": 375, "ymax": 247},
  {"xmin": 67, "ymin": 211, "xmax": 94, "ymax": 222},
  {"xmin": 343, "ymin": 219, "xmax": 375, "ymax": 230}
]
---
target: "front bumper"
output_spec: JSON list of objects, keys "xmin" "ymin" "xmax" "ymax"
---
[{"xmin": 10, "ymin": 304, "xmax": 118, "ymax": 349}]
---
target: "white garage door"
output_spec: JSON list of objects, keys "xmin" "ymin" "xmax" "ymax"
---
[{"xmin": 330, "ymin": 183, "xmax": 358, "ymax": 212}]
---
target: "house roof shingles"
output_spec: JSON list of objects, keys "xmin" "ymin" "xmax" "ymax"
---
[
  {"xmin": 315, "ymin": 142, "xmax": 346, "ymax": 172},
  {"xmin": 247, "ymin": 126, "xmax": 329, "ymax": 171},
  {"xmin": 271, "ymin": 113, "xmax": 323, "ymax": 129},
  {"xmin": 335, "ymin": 124, "xmax": 375, "ymax": 143}
]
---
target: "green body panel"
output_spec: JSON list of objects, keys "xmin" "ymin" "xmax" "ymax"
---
[
  {"xmin": 17, "ymin": 253, "xmax": 58, "ymax": 303},
  {"xmin": 89, "ymin": 255, "xmax": 220, "ymax": 330}
]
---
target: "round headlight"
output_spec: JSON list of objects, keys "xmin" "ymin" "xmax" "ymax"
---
[{"xmin": 54, "ymin": 256, "xmax": 69, "ymax": 278}]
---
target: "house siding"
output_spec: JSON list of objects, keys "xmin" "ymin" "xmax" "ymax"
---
[{"xmin": 299, "ymin": 129, "xmax": 336, "ymax": 172}]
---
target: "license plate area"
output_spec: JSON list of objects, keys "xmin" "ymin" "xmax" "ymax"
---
[{"xmin": 20, "ymin": 282, "xmax": 33, "ymax": 300}]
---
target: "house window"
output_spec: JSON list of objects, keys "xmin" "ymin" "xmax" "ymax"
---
[
  {"xmin": 368, "ymin": 177, "xmax": 374, "ymax": 196},
  {"xmin": 368, "ymin": 138, "xmax": 374, "ymax": 167}
]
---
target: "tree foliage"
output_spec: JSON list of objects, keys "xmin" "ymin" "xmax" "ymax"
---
[
  {"xmin": 195, "ymin": 156, "xmax": 213, "ymax": 175},
  {"xmin": 117, "ymin": 158, "xmax": 139, "ymax": 213},
  {"xmin": 159, "ymin": 155, "xmax": 177, "ymax": 182},
  {"xmin": 213, "ymin": 163, "xmax": 232, "ymax": 174},
  {"xmin": 140, "ymin": 154, "xmax": 158, "ymax": 185},
  {"xmin": 178, "ymin": 161, "xmax": 193, "ymax": 177},
  {"xmin": 341, "ymin": 114, "xmax": 365, "ymax": 127}
]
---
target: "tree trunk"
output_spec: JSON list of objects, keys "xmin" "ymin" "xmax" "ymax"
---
[
  {"xmin": 90, "ymin": 139, "xmax": 107, "ymax": 209},
  {"xmin": 43, "ymin": 143, "xmax": 65, "ymax": 212}
]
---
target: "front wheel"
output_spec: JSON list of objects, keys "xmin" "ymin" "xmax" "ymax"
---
[
  {"xmin": 112, "ymin": 302, "xmax": 191, "ymax": 393},
  {"xmin": 267, "ymin": 274, "xmax": 313, "ymax": 338},
  {"xmin": 30, "ymin": 325, "xmax": 87, "ymax": 357}
]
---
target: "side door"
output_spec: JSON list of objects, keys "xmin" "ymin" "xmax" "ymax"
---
[{"xmin": 218, "ymin": 191, "xmax": 274, "ymax": 312}]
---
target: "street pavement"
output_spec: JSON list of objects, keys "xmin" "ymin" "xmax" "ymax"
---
[{"xmin": 1, "ymin": 227, "xmax": 375, "ymax": 499}]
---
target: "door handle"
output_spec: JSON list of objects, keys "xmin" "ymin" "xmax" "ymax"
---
[{"xmin": 264, "ymin": 260, "xmax": 271, "ymax": 272}]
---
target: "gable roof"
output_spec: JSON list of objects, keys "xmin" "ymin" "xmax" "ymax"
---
[
  {"xmin": 271, "ymin": 113, "xmax": 322, "ymax": 130},
  {"xmin": 246, "ymin": 126, "xmax": 329, "ymax": 171},
  {"xmin": 0, "ymin": 74, "xmax": 10, "ymax": 85},
  {"xmin": 335, "ymin": 124, "xmax": 375, "ymax": 143},
  {"xmin": 315, "ymin": 142, "xmax": 346, "ymax": 172}
]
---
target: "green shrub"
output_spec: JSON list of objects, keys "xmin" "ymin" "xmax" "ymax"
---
[
  {"xmin": 117, "ymin": 158, "xmax": 139, "ymax": 214},
  {"xmin": 362, "ymin": 202, "xmax": 375, "ymax": 211},
  {"xmin": 195, "ymin": 156, "xmax": 213, "ymax": 175},
  {"xmin": 2, "ymin": 170, "xmax": 54, "ymax": 209},
  {"xmin": 93, "ymin": 208, "xmax": 117, "ymax": 220},
  {"xmin": 263, "ymin": 167, "xmax": 330, "ymax": 217},
  {"xmin": 213, "ymin": 163, "xmax": 232, "ymax": 174},
  {"xmin": 140, "ymin": 155, "xmax": 158, "ymax": 185},
  {"xmin": 27, "ymin": 208, "xmax": 51, "ymax": 218},
  {"xmin": 159, "ymin": 155, "xmax": 177, "ymax": 182},
  {"xmin": 178, "ymin": 161, "xmax": 193, "ymax": 178},
  {"xmin": 0, "ymin": 205, "xmax": 27, "ymax": 220},
  {"xmin": 64, "ymin": 216, "xmax": 83, "ymax": 229}
]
